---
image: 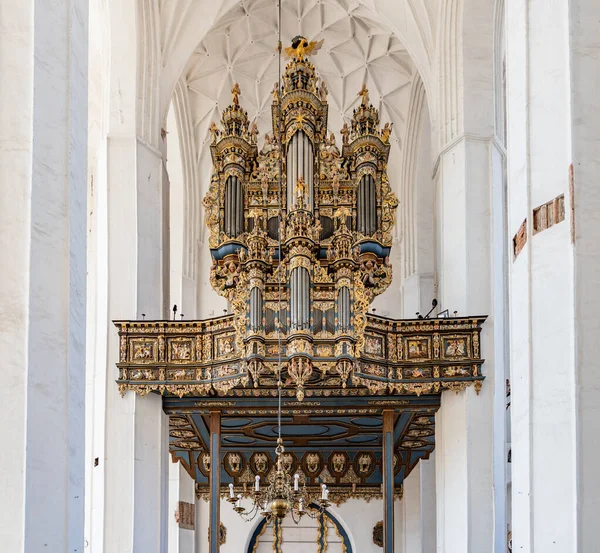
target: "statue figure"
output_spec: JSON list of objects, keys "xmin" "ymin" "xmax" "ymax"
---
[
  {"xmin": 295, "ymin": 175, "xmax": 307, "ymax": 208},
  {"xmin": 341, "ymin": 122, "xmax": 350, "ymax": 145},
  {"xmin": 272, "ymin": 82, "xmax": 280, "ymax": 102},
  {"xmin": 231, "ymin": 83, "xmax": 241, "ymax": 106},
  {"xmin": 358, "ymin": 83, "xmax": 370, "ymax": 107},
  {"xmin": 260, "ymin": 134, "xmax": 275, "ymax": 155},
  {"xmin": 209, "ymin": 122, "xmax": 220, "ymax": 143},
  {"xmin": 381, "ymin": 122, "xmax": 393, "ymax": 143},
  {"xmin": 320, "ymin": 80, "xmax": 328, "ymax": 101},
  {"xmin": 249, "ymin": 121, "xmax": 259, "ymax": 144},
  {"xmin": 332, "ymin": 168, "xmax": 340, "ymax": 198},
  {"xmin": 260, "ymin": 170, "xmax": 269, "ymax": 200}
]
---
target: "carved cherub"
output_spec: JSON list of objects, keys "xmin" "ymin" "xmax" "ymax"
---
[
  {"xmin": 223, "ymin": 261, "xmax": 240, "ymax": 288},
  {"xmin": 361, "ymin": 259, "xmax": 377, "ymax": 287}
]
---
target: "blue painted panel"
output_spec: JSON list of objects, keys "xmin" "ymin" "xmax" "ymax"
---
[
  {"xmin": 221, "ymin": 417, "xmax": 252, "ymax": 428},
  {"xmin": 210, "ymin": 242, "xmax": 247, "ymax": 260},
  {"xmin": 346, "ymin": 434, "xmax": 379, "ymax": 444},
  {"xmin": 352, "ymin": 417, "xmax": 383, "ymax": 428}
]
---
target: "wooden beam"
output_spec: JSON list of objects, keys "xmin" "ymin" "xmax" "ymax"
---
[
  {"xmin": 383, "ymin": 409, "xmax": 395, "ymax": 553},
  {"xmin": 209, "ymin": 411, "xmax": 221, "ymax": 553}
]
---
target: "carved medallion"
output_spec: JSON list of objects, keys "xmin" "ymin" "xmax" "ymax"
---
[{"xmin": 373, "ymin": 521, "xmax": 383, "ymax": 548}]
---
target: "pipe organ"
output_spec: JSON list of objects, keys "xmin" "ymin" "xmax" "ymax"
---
[{"xmin": 204, "ymin": 36, "xmax": 400, "ymax": 400}]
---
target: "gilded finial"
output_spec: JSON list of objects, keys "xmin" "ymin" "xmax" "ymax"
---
[{"xmin": 284, "ymin": 36, "xmax": 324, "ymax": 61}]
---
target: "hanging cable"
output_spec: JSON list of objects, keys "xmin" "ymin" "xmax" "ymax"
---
[{"xmin": 276, "ymin": 0, "xmax": 283, "ymax": 445}]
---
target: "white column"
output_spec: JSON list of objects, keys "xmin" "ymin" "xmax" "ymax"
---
[
  {"xmin": 419, "ymin": 454, "xmax": 436, "ymax": 553},
  {"xmin": 506, "ymin": 0, "xmax": 599, "ymax": 551},
  {"xmin": 401, "ymin": 464, "xmax": 422, "ymax": 553},
  {"xmin": 0, "ymin": 1, "xmax": 88, "ymax": 551},
  {"xmin": 434, "ymin": 137, "xmax": 497, "ymax": 553},
  {"xmin": 85, "ymin": 0, "xmax": 170, "ymax": 550},
  {"xmin": 571, "ymin": 1, "xmax": 600, "ymax": 550},
  {"xmin": 169, "ymin": 461, "xmax": 197, "ymax": 553}
]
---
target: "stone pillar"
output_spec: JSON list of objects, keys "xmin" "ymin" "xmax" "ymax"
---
[
  {"xmin": 0, "ymin": 1, "xmax": 88, "ymax": 551},
  {"xmin": 571, "ymin": 1, "xmax": 600, "ymax": 550},
  {"xmin": 169, "ymin": 461, "xmax": 197, "ymax": 553},
  {"xmin": 383, "ymin": 410, "xmax": 395, "ymax": 553},
  {"xmin": 506, "ymin": 0, "xmax": 600, "ymax": 551},
  {"xmin": 86, "ymin": 0, "xmax": 170, "ymax": 550},
  {"xmin": 209, "ymin": 411, "xmax": 222, "ymax": 553},
  {"xmin": 400, "ymin": 463, "xmax": 422, "ymax": 553},
  {"xmin": 419, "ymin": 454, "xmax": 436, "ymax": 553},
  {"xmin": 434, "ymin": 135, "xmax": 498, "ymax": 553}
]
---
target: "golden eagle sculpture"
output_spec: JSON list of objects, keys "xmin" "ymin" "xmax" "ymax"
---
[{"xmin": 284, "ymin": 35, "xmax": 324, "ymax": 60}]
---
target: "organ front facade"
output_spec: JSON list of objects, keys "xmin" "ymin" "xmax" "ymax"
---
[
  {"xmin": 115, "ymin": 38, "xmax": 485, "ymax": 404},
  {"xmin": 204, "ymin": 37, "xmax": 400, "ymax": 400}
]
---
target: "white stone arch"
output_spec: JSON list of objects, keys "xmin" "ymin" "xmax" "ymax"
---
[
  {"xmin": 243, "ymin": 508, "xmax": 356, "ymax": 553},
  {"xmin": 398, "ymin": 73, "xmax": 435, "ymax": 318}
]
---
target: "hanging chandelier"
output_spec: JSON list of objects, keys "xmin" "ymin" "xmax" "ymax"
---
[{"xmin": 227, "ymin": 437, "xmax": 331, "ymax": 522}]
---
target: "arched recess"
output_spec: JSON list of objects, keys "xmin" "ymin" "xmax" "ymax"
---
[
  {"xmin": 399, "ymin": 73, "xmax": 435, "ymax": 317},
  {"xmin": 171, "ymin": 79, "xmax": 201, "ymax": 308},
  {"xmin": 246, "ymin": 509, "xmax": 354, "ymax": 553}
]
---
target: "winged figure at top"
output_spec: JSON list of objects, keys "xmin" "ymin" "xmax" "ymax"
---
[{"xmin": 284, "ymin": 35, "xmax": 324, "ymax": 60}]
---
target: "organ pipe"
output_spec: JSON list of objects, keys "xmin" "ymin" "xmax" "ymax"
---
[
  {"xmin": 249, "ymin": 287, "xmax": 263, "ymax": 331},
  {"xmin": 286, "ymin": 131, "xmax": 314, "ymax": 211},
  {"xmin": 357, "ymin": 174, "xmax": 376, "ymax": 235},
  {"xmin": 224, "ymin": 176, "xmax": 244, "ymax": 237},
  {"xmin": 289, "ymin": 267, "xmax": 310, "ymax": 330},
  {"xmin": 338, "ymin": 287, "xmax": 351, "ymax": 331}
]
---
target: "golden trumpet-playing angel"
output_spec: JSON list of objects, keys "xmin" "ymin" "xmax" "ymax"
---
[{"xmin": 284, "ymin": 36, "xmax": 324, "ymax": 60}]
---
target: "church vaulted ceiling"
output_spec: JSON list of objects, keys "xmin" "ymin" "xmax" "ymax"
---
[{"xmin": 183, "ymin": 0, "xmax": 415, "ymax": 202}]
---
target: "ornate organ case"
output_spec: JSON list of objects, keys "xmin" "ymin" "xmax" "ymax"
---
[{"xmin": 204, "ymin": 40, "xmax": 401, "ymax": 400}]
